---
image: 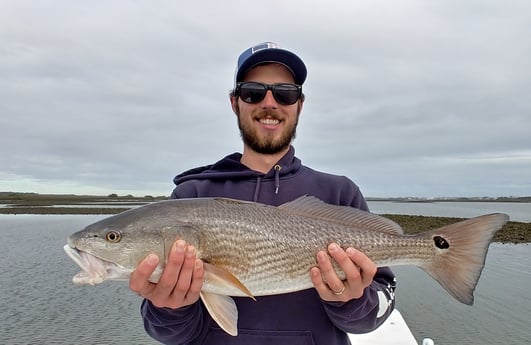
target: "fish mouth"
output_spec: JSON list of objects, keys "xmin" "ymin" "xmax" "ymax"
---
[{"xmin": 63, "ymin": 244, "xmax": 128, "ymax": 285}]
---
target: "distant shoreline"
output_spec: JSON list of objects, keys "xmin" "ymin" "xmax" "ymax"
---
[
  {"xmin": 2, "ymin": 191, "xmax": 531, "ymax": 203},
  {"xmin": 366, "ymin": 197, "xmax": 531, "ymax": 203},
  {"xmin": 1, "ymin": 192, "xmax": 529, "ymax": 243}
]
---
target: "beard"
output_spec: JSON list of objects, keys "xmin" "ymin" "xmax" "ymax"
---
[{"xmin": 237, "ymin": 110, "xmax": 299, "ymax": 155}]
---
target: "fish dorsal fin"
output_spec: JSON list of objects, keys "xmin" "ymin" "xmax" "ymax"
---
[
  {"xmin": 278, "ymin": 195, "xmax": 404, "ymax": 235},
  {"xmin": 200, "ymin": 292, "xmax": 238, "ymax": 336}
]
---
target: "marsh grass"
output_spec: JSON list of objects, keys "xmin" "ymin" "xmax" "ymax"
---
[{"xmin": 384, "ymin": 214, "xmax": 530, "ymax": 244}]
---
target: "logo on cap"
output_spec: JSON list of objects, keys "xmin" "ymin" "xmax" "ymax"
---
[{"xmin": 251, "ymin": 42, "xmax": 279, "ymax": 54}]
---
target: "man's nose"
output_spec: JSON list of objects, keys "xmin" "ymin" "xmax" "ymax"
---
[{"xmin": 260, "ymin": 90, "xmax": 278, "ymax": 108}]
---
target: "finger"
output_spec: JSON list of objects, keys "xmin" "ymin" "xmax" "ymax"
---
[
  {"xmin": 154, "ymin": 240, "xmax": 187, "ymax": 296},
  {"xmin": 129, "ymin": 253, "xmax": 159, "ymax": 294},
  {"xmin": 186, "ymin": 259, "xmax": 204, "ymax": 300},
  {"xmin": 316, "ymin": 248, "xmax": 345, "ymax": 295},
  {"xmin": 328, "ymin": 243, "xmax": 360, "ymax": 279},
  {"xmin": 309, "ymin": 266, "xmax": 330, "ymax": 295},
  {"xmin": 173, "ymin": 245, "xmax": 199, "ymax": 296},
  {"xmin": 346, "ymin": 247, "xmax": 377, "ymax": 287},
  {"xmin": 325, "ymin": 243, "xmax": 358, "ymax": 292}
]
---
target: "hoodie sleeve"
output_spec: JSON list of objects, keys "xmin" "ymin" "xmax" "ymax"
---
[{"xmin": 141, "ymin": 300, "xmax": 206, "ymax": 345}]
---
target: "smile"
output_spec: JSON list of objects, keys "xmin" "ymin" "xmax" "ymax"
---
[{"xmin": 259, "ymin": 118, "xmax": 280, "ymax": 126}]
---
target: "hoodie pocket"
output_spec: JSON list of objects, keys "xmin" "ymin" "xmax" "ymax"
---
[{"xmin": 200, "ymin": 327, "xmax": 316, "ymax": 345}]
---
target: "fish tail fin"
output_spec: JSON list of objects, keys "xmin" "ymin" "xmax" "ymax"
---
[{"xmin": 418, "ymin": 213, "xmax": 508, "ymax": 305}]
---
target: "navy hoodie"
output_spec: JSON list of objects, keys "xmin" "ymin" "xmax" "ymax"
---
[{"xmin": 141, "ymin": 146, "xmax": 396, "ymax": 345}]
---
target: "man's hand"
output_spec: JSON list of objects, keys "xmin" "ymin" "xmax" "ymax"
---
[
  {"xmin": 310, "ymin": 243, "xmax": 377, "ymax": 302},
  {"xmin": 129, "ymin": 240, "xmax": 204, "ymax": 309}
]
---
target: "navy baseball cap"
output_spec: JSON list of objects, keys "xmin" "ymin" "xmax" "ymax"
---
[{"xmin": 235, "ymin": 42, "xmax": 307, "ymax": 85}]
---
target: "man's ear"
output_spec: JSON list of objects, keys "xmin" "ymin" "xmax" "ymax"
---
[
  {"xmin": 230, "ymin": 95, "xmax": 240, "ymax": 116},
  {"xmin": 297, "ymin": 94, "xmax": 305, "ymax": 115}
]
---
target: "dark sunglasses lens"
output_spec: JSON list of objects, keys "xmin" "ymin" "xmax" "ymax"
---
[
  {"xmin": 273, "ymin": 84, "xmax": 300, "ymax": 105},
  {"xmin": 239, "ymin": 83, "xmax": 267, "ymax": 103}
]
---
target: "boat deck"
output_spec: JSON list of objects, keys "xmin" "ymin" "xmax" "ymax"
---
[{"xmin": 348, "ymin": 309, "xmax": 429, "ymax": 345}]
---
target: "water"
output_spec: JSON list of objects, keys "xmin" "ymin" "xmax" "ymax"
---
[
  {"xmin": 394, "ymin": 244, "xmax": 531, "ymax": 345},
  {"xmin": 368, "ymin": 201, "xmax": 531, "ymax": 222},
  {"xmin": 1, "ymin": 208, "xmax": 529, "ymax": 345},
  {"xmin": 0, "ymin": 215, "xmax": 158, "ymax": 345}
]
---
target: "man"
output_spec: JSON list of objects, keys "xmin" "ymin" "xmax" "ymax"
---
[{"xmin": 130, "ymin": 42, "xmax": 396, "ymax": 345}]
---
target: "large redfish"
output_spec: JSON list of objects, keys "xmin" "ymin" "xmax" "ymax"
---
[{"xmin": 64, "ymin": 196, "xmax": 508, "ymax": 335}]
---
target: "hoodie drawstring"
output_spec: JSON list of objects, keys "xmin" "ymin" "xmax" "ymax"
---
[
  {"xmin": 253, "ymin": 165, "xmax": 282, "ymax": 201},
  {"xmin": 274, "ymin": 164, "xmax": 281, "ymax": 194},
  {"xmin": 253, "ymin": 176, "xmax": 261, "ymax": 202}
]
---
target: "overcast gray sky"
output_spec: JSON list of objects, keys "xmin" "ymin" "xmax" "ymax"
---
[{"xmin": 1, "ymin": 0, "xmax": 530, "ymax": 198}]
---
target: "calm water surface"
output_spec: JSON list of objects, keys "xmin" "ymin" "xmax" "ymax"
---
[
  {"xmin": 1, "ymin": 210, "xmax": 529, "ymax": 345},
  {"xmin": 0, "ymin": 215, "xmax": 158, "ymax": 345},
  {"xmin": 368, "ymin": 201, "xmax": 531, "ymax": 222}
]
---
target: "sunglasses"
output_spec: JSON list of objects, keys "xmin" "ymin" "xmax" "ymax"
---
[{"xmin": 235, "ymin": 82, "xmax": 302, "ymax": 105}]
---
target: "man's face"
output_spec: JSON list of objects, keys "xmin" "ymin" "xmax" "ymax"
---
[{"xmin": 231, "ymin": 63, "xmax": 303, "ymax": 155}]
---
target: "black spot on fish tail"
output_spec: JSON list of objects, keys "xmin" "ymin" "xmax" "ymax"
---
[{"xmin": 433, "ymin": 235, "xmax": 450, "ymax": 249}]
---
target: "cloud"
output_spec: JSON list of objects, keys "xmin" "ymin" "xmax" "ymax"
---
[{"xmin": 1, "ymin": 0, "xmax": 530, "ymax": 197}]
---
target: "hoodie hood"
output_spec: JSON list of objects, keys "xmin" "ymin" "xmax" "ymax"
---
[
  {"xmin": 174, "ymin": 146, "xmax": 301, "ymax": 185},
  {"xmin": 172, "ymin": 147, "xmax": 302, "ymax": 201}
]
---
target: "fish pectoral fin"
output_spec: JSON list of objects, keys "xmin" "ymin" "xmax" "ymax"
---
[
  {"xmin": 203, "ymin": 262, "xmax": 255, "ymax": 300},
  {"xmin": 200, "ymin": 292, "xmax": 238, "ymax": 336}
]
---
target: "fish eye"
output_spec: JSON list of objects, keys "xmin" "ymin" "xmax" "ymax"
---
[{"xmin": 105, "ymin": 230, "xmax": 122, "ymax": 243}]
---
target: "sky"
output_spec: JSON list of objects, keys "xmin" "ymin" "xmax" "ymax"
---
[{"xmin": 1, "ymin": 0, "xmax": 530, "ymax": 198}]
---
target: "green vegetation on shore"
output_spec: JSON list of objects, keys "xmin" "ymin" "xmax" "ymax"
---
[
  {"xmin": 0, "ymin": 192, "xmax": 167, "ymax": 205},
  {"xmin": 1, "ymin": 192, "xmax": 529, "ymax": 243},
  {"xmin": 383, "ymin": 214, "xmax": 529, "ymax": 244}
]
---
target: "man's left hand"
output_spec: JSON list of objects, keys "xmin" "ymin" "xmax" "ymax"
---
[{"xmin": 310, "ymin": 243, "xmax": 377, "ymax": 302}]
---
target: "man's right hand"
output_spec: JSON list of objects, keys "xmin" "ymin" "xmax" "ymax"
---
[{"xmin": 129, "ymin": 240, "xmax": 204, "ymax": 309}]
